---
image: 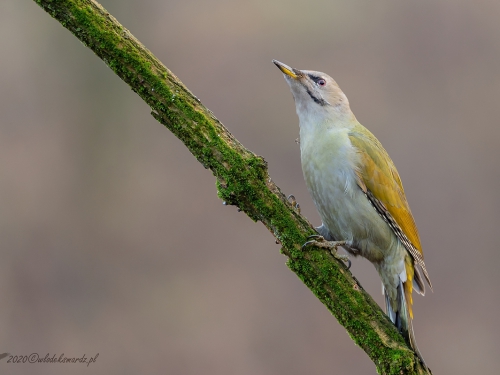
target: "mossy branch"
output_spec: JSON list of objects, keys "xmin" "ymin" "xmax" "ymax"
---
[{"xmin": 32, "ymin": 1, "xmax": 430, "ymax": 374}]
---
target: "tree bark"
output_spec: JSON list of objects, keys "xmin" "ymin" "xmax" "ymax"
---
[{"xmin": 32, "ymin": 1, "xmax": 430, "ymax": 374}]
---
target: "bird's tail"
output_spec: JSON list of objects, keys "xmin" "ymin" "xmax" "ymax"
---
[{"xmin": 384, "ymin": 277, "xmax": 427, "ymax": 369}]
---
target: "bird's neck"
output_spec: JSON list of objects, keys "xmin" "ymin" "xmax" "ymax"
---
[{"xmin": 298, "ymin": 106, "xmax": 356, "ymax": 140}]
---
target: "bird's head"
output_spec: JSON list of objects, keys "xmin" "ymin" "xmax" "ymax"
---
[{"xmin": 273, "ymin": 60, "xmax": 354, "ymax": 125}]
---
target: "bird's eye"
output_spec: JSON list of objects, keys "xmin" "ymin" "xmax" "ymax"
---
[{"xmin": 318, "ymin": 79, "xmax": 326, "ymax": 86}]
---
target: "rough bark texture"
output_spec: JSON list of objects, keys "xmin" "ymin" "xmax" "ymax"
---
[{"xmin": 32, "ymin": 1, "xmax": 430, "ymax": 374}]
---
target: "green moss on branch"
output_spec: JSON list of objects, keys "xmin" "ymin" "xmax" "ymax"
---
[{"xmin": 32, "ymin": 1, "xmax": 430, "ymax": 374}]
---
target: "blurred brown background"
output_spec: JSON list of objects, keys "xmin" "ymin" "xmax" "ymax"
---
[{"xmin": 1, "ymin": 0, "xmax": 499, "ymax": 374}]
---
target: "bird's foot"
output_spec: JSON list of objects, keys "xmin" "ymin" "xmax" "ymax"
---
[
  {"xmin": 302, "ymin": 235, "xmax": 351, "ymax": 269},
  {"xmin": 287, "ymin": 194, "xmax": 301, "ymax": 214}
]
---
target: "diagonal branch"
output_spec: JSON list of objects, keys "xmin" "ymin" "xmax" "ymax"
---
[{"xmin": 32, "ymin": 1, "xmax": 430, "ymax": 374}]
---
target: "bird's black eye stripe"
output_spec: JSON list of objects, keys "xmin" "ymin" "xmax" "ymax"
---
[
  {"xmin": 305, "ymin": 87, "xmax": 328, "ymax": 106},
  {"xmin": 299, "ymin": 78, "xmax": 329, "ymax": 106},
  {"xmin": 308, "ymin": 74, "xmax": 323, "ymax": 83}
]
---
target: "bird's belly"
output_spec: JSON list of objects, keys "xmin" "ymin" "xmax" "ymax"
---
[{"xmin": 302, "ymin": 153, "xmax": 396, "ymax": 263}]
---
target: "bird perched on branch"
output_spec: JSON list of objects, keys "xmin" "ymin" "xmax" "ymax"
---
[{"xmin": 273, "ymin": 60, "xmax": 432, "ymax": 367}]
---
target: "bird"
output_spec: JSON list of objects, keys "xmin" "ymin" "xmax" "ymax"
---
[{"xmin": 273, "ymin": 60, "xmax": 432, "ymax": 367}]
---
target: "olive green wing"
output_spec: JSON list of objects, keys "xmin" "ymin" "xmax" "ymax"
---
[{"xmin": 348, "ymin": 126, "xmax": 431, "ymax": 288}]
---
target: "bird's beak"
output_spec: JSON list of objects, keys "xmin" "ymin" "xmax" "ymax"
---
[{"xmin": 273, "ymin": 60, "xmax": 302, "ymax": 79}]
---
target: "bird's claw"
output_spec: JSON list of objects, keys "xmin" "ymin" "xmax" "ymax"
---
[
  {"xmin": 306, "ymin": 234, "xmax": 322, "ymax": 240},
  {"xmin": 344, "ymin": 258, "xmax": 352, "ymax": 270},
  {"xmin": 301, "ymin": 235, "xmax": 351, "ymax": 269},
  {"xmin": 301, "ymin": 234, "xmax": 325, "ymax": 249},
  {"xmin": 287, "ymin": 194, "xmax": 301, "ymax": 214}
]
